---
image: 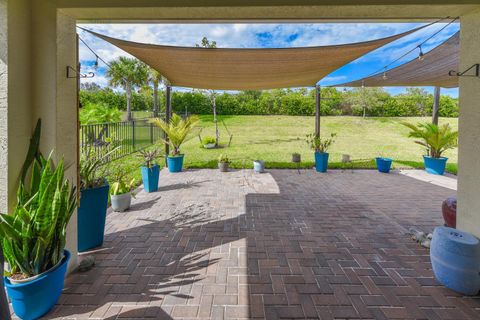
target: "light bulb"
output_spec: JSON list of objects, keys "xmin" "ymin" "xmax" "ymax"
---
[{"xmin": 382, "ymin": 71, "xmax": 388, "ymax": 80}]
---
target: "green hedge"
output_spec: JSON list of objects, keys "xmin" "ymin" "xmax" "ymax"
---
[{"xmin": 80, "ymin": 86, "xmax": 459, "ymax": 117}]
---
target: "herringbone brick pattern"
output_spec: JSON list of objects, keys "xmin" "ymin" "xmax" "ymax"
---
[{"xmin": 33, "ymin": 169, "xmax": 480, "ymax": 319}]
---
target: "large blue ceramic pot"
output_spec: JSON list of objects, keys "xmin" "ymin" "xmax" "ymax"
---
[
  {"xmin": 423, "ymin": 156, "xmax": 448, "ymax": 175},
  {"xmin": 141, "ymin": 165, "xmax": 160, "ymax": 192},
  {"xmin": 314, "ymin": 152, "xmax": 329, "ymax": 173},
  {"xmin": 5, "ymin": 250, "xmax": 70, "ymax": 320},
  {"xmin": 430, "ymin": 226, "xmax": 480, "ymax": 295},
  {"xmin": 167, "ymin": 155, "xmax": 184, "ymax": 173},
  {"xmin": 375, "ymin": 157, "xmax": 393, "ymax": 173},
  {"xmin": 78, "ymin": 183, "xmax": 109, "ymax": 252}
]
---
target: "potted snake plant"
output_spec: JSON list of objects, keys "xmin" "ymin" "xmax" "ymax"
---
[
  {"xmin": 402, "ymin": 122, "xmax": 458, "ymax": 175},
  {"xmin": 110, "ymin": 175, "xmax": 136, "ymax": 212},
  {"xmin": 150, "ymin": 113, "xmax": 199, "ymax": 173},
  {"xmin": 0, "ymin": 119, "xmax": 77, "ymax": 320},
  {"xmin": 306, "ymin": 133, "xmax": 336, "ymax": 173},
  {"xmin": 78, "ymin": 145, "xmax": 118, "ymax": 252},
  {"xmin": 138, "ymin": 149, "xmax": 161, "ymax": 192}
]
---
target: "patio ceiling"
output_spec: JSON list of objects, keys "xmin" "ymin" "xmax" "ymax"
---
[
  {"xmin": 334, "ymin": 31, "xmax": 459, "ymax": 88},
  {"xmin": 83, "ymin": 26, "xmax": 425, "ymax": 90}
]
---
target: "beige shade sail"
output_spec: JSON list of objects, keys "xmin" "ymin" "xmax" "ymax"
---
[
  {"xmin": 334, "ymin": 32, "xmax": 459, "ymax": 88},
  {"xmin": 84, "ymin": 27, "xmax": 425, "ymax": 90}
]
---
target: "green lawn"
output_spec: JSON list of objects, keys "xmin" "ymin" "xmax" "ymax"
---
[
  {"xmin": 180, "ymin": 115, "xmax": 458, "ymax": 173},
  {"xmin": 106, "ymin": 115, "xmax": 458, "ymax": 184}
]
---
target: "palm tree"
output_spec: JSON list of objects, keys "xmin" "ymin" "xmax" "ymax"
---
[
  {"xmin": 147, "ymin": 68, "xmax": 163, "ymax": 117},
  {"xmin": 106, "ymin": 57, "xmax": 148, "ymax": 121}
]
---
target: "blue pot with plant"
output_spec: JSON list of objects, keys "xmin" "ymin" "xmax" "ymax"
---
[
  {"xmin": 138, "ymin": 150, "xmax": 161, "ymax": 192},
  {"xmin": 0, "ymin": 119, "xmax": 78, "ymax": 320},
  {"xmin": 376, "ymin": 157, "xmax": 393, "ymax": 173},
  {"xmin": 307, "ymin": 132, "xmax": 336, "ymax": 173},
  {"xmin": 314, "ymin": 152, "xmax": 329, "ymax": 172},
  {"xmin": 424, "ymin": 156, "xmax": 448, "ymax": 175},
  {"xmin": 402, "ymin": 122, "xmax": 458, "ymax": 176},
  {"xmin": 151, "ymin": 113, "xmax": 199, "ymax": 173},
  {"xmin": 78, "ymin": 146, "xmax": 117, "ymax": 252},
  {"xmin": 167, "ymin": 155, "xmax": 185, "ymax": 173}
]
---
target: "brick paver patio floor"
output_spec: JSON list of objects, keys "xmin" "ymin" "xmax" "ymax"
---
[{"xmin": 38, "ymin": 169, "xmax": 480, "ymax": 319}]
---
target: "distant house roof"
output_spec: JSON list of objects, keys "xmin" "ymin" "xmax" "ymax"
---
[
  {"xmin": 83, "ymin": 26, "xmax": 425, "ymax": 90},
  {"xmin": 333, "ymin": 32, "xmax": 459, "ymax": 88}
]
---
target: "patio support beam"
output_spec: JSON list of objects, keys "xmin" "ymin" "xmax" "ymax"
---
[
  {"xmin": 315, "ymin": 85, "xmax": 321, "ymax": 138},
  {"xmin": 457, "ymin": 9, "xmax": 480, "ymax": 238},
  {"xmin": 165, "ymin": 85, "xmax": 172, "ymax": 161},
  {"xmin": 432, "ymin": 86, "xmax": 440, "ymax": 125}
]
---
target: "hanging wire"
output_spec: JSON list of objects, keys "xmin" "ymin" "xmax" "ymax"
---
[
  {"xmin": 77, "ymin": 33, "xmax": 132, "ymax": 85},
  {"xmin": 365, "ymin": 16, "xmax": 458, "ymax": 80}
]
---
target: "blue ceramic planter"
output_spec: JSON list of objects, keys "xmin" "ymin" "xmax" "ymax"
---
[
  {"xmin": 141, "ymin": 165, "xmax": 160, "ymax": 192},
  {"xmin": 314, "ymin": 152, "xmax": 329, "ymax": 173},
  {"xmin": 78, "ymin": 183, "xmax": 109, "ymax": 252},
  {"xmin": 430, "ymin": 226, "xmax": 480, "ymax": 295},
  {"xmin": 424, "ymin": 156, "xmax": 448, "ymax": 175},
  {"xmin": 167, "ymin": 155, "xmax": 184, "ymax": 173},
  {"xmin": 5, "ymin": 250, "xmax": 70, "ymax": 320},
  {"xmin": 376, "ymin": 157, "xmax": 393, "ymax": 173}
]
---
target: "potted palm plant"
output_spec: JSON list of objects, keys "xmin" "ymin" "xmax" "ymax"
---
[
  {"xmin": 138, "ymin": 149, "xmax": 161, "ymax": 192},
  {"xmin": 1, "ymin": 119, "xmax": 77, "ymax": 320},
  {"xmin": 110, "ymin": 175, "xmax": 136, "ymax": 212},
  {"xmin": 402, "ymin": 122, "xmax": 458, "ymax": 175},
  {"xmin": 306, "ymin": 133, "xmax": 336, "ymax": 173},
  {"xmin": 218, "ymin": 154, "xmax": 231, "ymax": 172},
  {"xmin": 150, "ymin": 113, "xmax": 199, "ymax": 173},
  {"xmin": 78, "ymin": 145, "xmax": 117, "ymax": 252}
]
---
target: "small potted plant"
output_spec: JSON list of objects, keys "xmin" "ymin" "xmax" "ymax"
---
[
  {"xmin": 151, "ymin": 113, "xmax": 199, "ymax": 173},
  {"xmin": 78, "ymin": 144, "xmax": 118, "ymax": 252},
  {"xmin": 306, "ymin": 133, "xmax": 336, "ymax": 173},
  {"xmin": 138, "ymin": 149, "xmax": 161, "ymax": 192},
  {"xmin": 202, "ymin": 136, "xmax": 217, "ymax": 149},
  {"xmin": 1, "ymin": 119, "xmax": 78, "ymax": 320},
  {"xmin": 292, "ymin": 153, "xmax": 301, "ymax": 163},
  {"xmin": 253, "ymin": 160, "xmax": 265, "ymax": 173},
  {"xmin": 110, "ymin": 175, "xmax": 136, "ymax": 212},
  {"xmin": 218, "ymin": 154, "xmax": 231, "ymax": 172},
  {"xmin": 402, "ymin": 122, "xmax": 458, "ymax": 175}
]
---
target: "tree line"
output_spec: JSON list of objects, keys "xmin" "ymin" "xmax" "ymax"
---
[{"xmin": 80, "ymin": 83, "xmax": 459, "ymax": 118}]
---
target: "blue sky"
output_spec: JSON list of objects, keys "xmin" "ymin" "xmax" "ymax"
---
[{"xmin": 78, "ymin": 22, "xmax": 459, "ymax": 97}]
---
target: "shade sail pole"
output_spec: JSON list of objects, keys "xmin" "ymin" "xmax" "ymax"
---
[
  {"xmin": 432, "ymin": 86, "xmax": 440, "ymax": 125},
  {"xmin": 315, "ymin": 85, "xmax": 321, "ymax": 138},
  {"xmin": 165, "ymin": 85, "xmax": 172, "ymax": 165}
]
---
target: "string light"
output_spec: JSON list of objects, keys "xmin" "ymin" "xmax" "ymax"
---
[
  {"xmin": 94, "ymin": 55, "xmax": 99, "ymax": 69},
  {"xmin": 418, "ymin": 45, "xmax": 425, "ymax": 61},
  {"xmin": 382, "ymin": 68, "xmax": 388, "ymax": 80}
]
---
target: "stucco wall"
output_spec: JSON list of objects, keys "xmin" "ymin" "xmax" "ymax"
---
[
  {"xmin": 30, "ymin": 1, "xmax": 79, "ymax": 270},
  {"xmin": 457, "ymin": 9, "xmax": 480, "ymax": 238},
  {"xmin": 0, "ymin": 0, "xmax": 32, "ymax": 213}
]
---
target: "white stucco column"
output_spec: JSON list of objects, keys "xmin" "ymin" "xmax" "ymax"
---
[
  {"xmin": 31, "ymin": 2, "xmax": 79, "ymax": 270},
  {"xmin": 0, "ymin": 0, "xmax": 33, "ymax": 213},
  {"xmin": 457, "ymin": 9, "xmax": 480, "ymax": 237}
]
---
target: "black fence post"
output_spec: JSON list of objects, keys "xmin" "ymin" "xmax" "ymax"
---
[{"xmin": 132, "ymin": 120, "xmax": 136, "ymax": 151}]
